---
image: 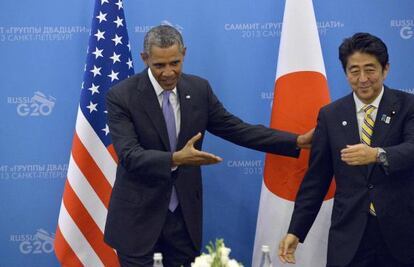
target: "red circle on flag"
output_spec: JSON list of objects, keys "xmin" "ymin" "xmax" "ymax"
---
[{"xmin": 264, "ymin": 71, "xmax": 335, "ymax": 201}]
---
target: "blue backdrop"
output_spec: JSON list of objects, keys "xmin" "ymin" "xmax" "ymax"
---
[{"xmin": 1, "ymin": 0, "xmax": 413, "ymax": 266}]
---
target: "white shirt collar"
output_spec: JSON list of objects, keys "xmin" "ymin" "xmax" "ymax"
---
[
  {"xmin": 147, "ymin": 68, "xmax": 177, "ymax": 96},
  {"xmin": 353, "ymin": 86, "xmax": 384, "ymax": 113}
]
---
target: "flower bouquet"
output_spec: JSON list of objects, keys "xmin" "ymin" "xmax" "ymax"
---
[{"xmin": 191, "ymin": 239, "xmax": 243, "ymax": 267}]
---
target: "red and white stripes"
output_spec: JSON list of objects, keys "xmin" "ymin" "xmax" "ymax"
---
[{"xmin": 55, "ymin": 107, "xmax": 119, "ymax": 267}]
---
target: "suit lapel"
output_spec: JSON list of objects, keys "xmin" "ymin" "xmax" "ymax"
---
[
  {"xmin": 137, "ymin": 70, "xmax": 170, "ymax": 151},
  {"xmin": 339, "ymin": 94, "xmax": 361, "ymax": 145},
  {"xmin": 176, "ymin": 78, "xmax": 192, "ymax": 150},
  {"xmin": 371, "ymin": 87, "xmax": 398, "ymax": 147},
  {"xmin": 338, "ymin": 94, "xmax": 368, "ymax": 176},
  {"xmin": 367, "ymin": 87, "xmax": 398, "ymax": 177}
]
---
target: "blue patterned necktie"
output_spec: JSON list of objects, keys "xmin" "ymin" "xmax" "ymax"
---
[{"xmin": 162, "ymin": 90, "xmax": 178, "ymax": 212}]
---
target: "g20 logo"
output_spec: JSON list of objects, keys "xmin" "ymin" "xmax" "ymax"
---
[
  {"xmin": 400, "ymin": 26, "xmax": 414, "ymax": 39},
  {"xmin": 17, "ymin": 91, "xmax": 56, "ymax": 116},
  {"xmin": 19, "ymin": 229, "xmax": 54, "ymax": 254}
]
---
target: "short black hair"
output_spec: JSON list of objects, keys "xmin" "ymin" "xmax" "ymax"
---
[
  {"xmin": 143, "ymin": 25, "xmax": 184, "ymax": 55},
  {"xmin": 339, "ymin": 32, "xmax": 389, "ymax": 72}
]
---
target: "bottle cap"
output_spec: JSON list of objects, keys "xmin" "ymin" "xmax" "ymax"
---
[
  {"xmin": 153, "ymin": 252, "xmax": 163, "ymax": 260},
  {"xmin": 261, "ymin": 245, "xmax": 270, "ymax": 252}
]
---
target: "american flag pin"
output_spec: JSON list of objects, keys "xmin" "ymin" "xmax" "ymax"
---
[{"xmin": 342, "ymin": 121, "xmax": 347, "ymax": 126}]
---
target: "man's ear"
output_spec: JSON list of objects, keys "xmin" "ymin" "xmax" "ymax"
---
[
  {"xmin": 182, "ymin": 47, "xmax": 187, "ymax": 58},
  {"xmin": 140, "ymin": 52, "xmax": 149, "ymax": 66},
  {"xmin": 382, "ymin": 63, "xmax": 390, "ymax": 78}
]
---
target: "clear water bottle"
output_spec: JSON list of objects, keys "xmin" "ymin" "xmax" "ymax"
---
[
  {"xmin": 258, "ymin": 245, "xmax": 273, "ymax": 267},
  {"xmin": 153, "ymin": 252, "xmax": 163, "ymax": 267}
]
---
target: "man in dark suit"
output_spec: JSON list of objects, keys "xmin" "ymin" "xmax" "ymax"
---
[
  {"xmin": 104, "ymin": 25, "xmax": 313, "ymax": 267},
  {"xmin": 278, "ymin": 32, "xmax": 414, "ymax": 267}
]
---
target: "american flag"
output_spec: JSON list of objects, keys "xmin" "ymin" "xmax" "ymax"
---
[{"xmin": 54, "ymin": 0, "xmax": 134, "ymax": 265}]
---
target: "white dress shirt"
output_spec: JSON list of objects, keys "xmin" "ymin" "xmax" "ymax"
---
[{"xmin": 148, "ymin": 68, "xmax": 181, "ymax": 138}]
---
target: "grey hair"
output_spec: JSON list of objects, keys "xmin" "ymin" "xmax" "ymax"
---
[{"xmin": 143, "ymin": 25, "xmax": 185, "ymax": 54}]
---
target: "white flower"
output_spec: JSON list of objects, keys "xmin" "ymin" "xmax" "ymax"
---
[
  {"xmin": 219, "ymin": 246, "xmax": 231, "ymax": 265},
  {"xmin": 227, "ymin": 259, "xmax": 241, "ymax": 267},
  {"xmin": 192, "ymin": 239, "xmax": 243, "ymax": 267},
  {"xmin": 192, "ymin": 254, "xmax": 213, "ymax": 267}
]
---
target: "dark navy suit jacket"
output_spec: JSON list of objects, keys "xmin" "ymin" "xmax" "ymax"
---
[
  {"xmin": 104, "ymin": 69, "xmax": 301, "ymax": 255},
  {"xmin": 288, "ymin": 87, "xmax": 414, "ymax": 266}
]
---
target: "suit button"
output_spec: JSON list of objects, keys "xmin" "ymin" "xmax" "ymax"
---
[{"xmin": 368, "ymin": 184, "xmax": 374, "ymax": 189}]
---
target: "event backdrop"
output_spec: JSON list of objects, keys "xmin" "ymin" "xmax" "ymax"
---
[{"xmin": 1, "ymin": 0, "xmax": 413, "ymax": 266}]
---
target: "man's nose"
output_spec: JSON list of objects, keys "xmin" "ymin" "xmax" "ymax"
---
[
  {"xmin": 162, "ymin": 66, "xmax": 175, "ymax": 77},
  {"xmin": 359, "ymin": 71, "xmax": 369, "ymax": 82}
]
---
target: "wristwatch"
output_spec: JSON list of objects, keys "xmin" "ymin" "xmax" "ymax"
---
[{"xmin": 376, "ymin": 148, "xmax": 389, "ymax": 166}]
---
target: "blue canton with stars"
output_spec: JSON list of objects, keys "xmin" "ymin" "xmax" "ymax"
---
[{"xmin": 80, "ymin": 0, "xmax": 134, "ymax": 147}]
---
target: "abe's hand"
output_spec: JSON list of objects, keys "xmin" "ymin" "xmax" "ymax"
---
[
  {"xmin": 278, "ymin": 233, "xmax": 299, "ymax": 264},
  {"xmin": 341, "ymin": 144, "xmax": 377, "ymax": 166},
  {"xmin": 297, "ymin": 128, "xmax": 315, "ymax": 149},
  {"xmin": 172, "ymin": 133, "xmax": 222, "ymax": 166}
]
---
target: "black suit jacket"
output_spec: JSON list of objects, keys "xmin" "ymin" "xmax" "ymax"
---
[
  {"xmin": 288, "ymin": 87, "xmax": 414, "ymax": 266},
  {"xmin": 104, "ymin": 69, "xmax": 300, "ymax": 255}
]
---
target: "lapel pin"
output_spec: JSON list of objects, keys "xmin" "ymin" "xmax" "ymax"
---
[
  {"xmin": 381, "ymin": 114, "xmax": 391, "ymax": 124},
  {"xmin": 186, "ymin": 95, "xmax": 191, "ymax": 99},
  {"xmin": 342, "ymin": 121, "xmax": 347, "ymax": 126},
  {"xmin": 391, "ymin": 110, "xmax": 396, "ymax": 115}
]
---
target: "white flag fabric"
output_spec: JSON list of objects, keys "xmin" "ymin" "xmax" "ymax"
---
[{"xmin": 252, "ymin": 0, "xmax": 335, "ymax": 266}]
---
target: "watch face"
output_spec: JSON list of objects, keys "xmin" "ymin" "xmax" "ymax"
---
[{"xmin": 379, "ymin": 152, "xmax": 387, "ymax": 162}]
